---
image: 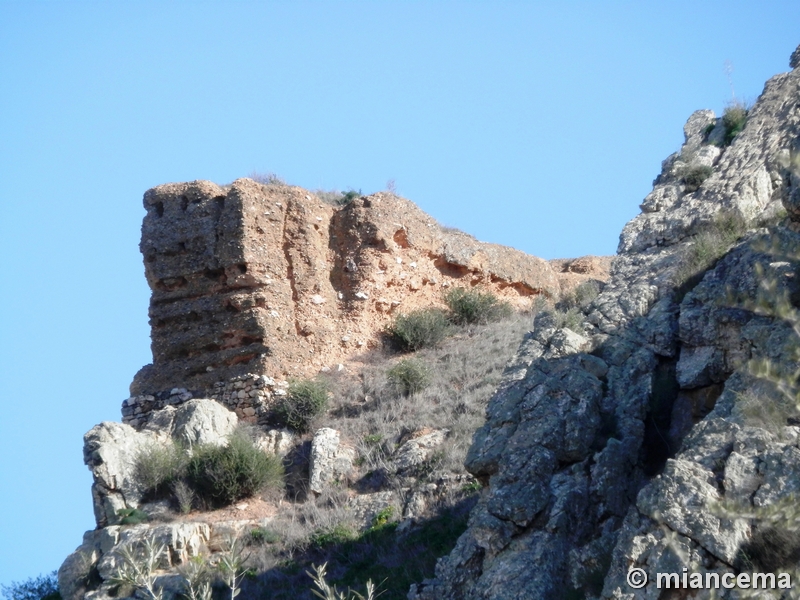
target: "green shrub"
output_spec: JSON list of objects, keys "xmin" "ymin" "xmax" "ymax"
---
[
  {"xmin": 1, "ymin": 572, "xmax": 61, "ymax": 600},
  {"xmin": 135, "ymin": 441, "xmax": 187, "ymax": 499},
  {"xmin": 310, "ymin": 523, "xmax": 358, "ymax": 548},
  {"xmin": 370, "ymin": 506, "xmax": 395, "ymax": 530},
  {"xmin": 683, "ymin": 165, "xmax": 714, "ymax": 192},
  {"xmin": 117, "ymin": 508, "xmax": 150, "ymax": 525},
  {"xmin": 673, "ymin": 211, "xmax": 750, "ymax": 294},
  {"xmin": 555, "ymin": 307, "xmax": 584, "ymax": 333},
  {"xmin": 386, "ymin": 358, "xmax": 430, "ymax": 396},
  {"xmin": 339, "ymin": 189, "xmax": 362, "ymax": 205},
  {"xmin": 250, "ymin": 527, "xmax": 281, "ymax": 545},
  {"xmin": 186, "ymin": 431, "xmax": 284, "ymax": 508},
  {"xmin": 444, "ymin": 287, "xmax": 512, "ymax": 325},
  {"xmin": 387, "ymin": 308, "xmax": 451, "ymax": 351},
  {"xmin": 277, "ymin": 379, "xmax": 330, "ymax": 433},
  {"xmin": 560, "ymin": 280, "xmax": 601, "ymax": 310},
  {"xmin": 722, "ymin": 101, "xmax": 748, "ymax": 146}
]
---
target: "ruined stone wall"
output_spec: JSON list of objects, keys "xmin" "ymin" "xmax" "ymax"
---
[
  {"xmin": 131, "ymin": 179, "xmax": 575, "ymax": 399},
  {"xmin": 122, "ymin": 373, "xmax": 288, "ymax": 428}
]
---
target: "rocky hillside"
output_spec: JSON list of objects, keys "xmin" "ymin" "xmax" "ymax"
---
[
  {"xmin": 58, "ymin": 42, "xmax": 800, "ymax": 600},
  {"xmin": 57, "ymin": 181, "xmax": 609, "ymax": 599},
  {"xmin": 409, "ymin": 44, "xmax": 800, "ymax": 599}
]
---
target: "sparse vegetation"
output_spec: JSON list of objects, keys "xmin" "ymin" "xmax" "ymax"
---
[
  {"xmin": 722, "ymin": 101, "xmax": 749, "ymax": 146},
  {"xmin": 118, "ymin": 306, "xmax": 531, "ymax": 600},
  {"xmin": 315, "ymin": 189, "xmax": 362, "ymax": 207},
  {"xmin": 117, "ymin": 507, "xmax": 150, "ymax": 525},
  {"xmin": 444, "ymin": 287, "xmax": 512, "ymax": 325},
  {"xmin": 134, "ymin": 428, "xmax": 283, "ymax": 511},
  {"xmin": 386, "ymin": 358, "xmax": 430, "ymax": 396},
  {"xmin": 227, "ymin": 310, "xmax": 530, "ymax": 599},
  {"xmin": 559, "ymin": 280, "xmax": 601, "ymax": 311},
  {"xmin": 1, "ymin": 572, "xmax": 61, "ymax": 600},
  {"xmin": 555, "ymin": 306, "xmax": 584, "ymax": 333},
  {"xmin": 249, "ymin": 171, "xmax": 287, "ymax": 186},
  {"xmin": 683, "ymin": 165, "xmax": 714, "ymax": 192},
  {"xmin": 186, "ymin": 431, "xmax": 284, "ymax": 508},
  {"xmin": 307, "ymin": 563, "xmax": 378, "ymax": 600},
  {"xmin": 135, "ymin": 440, "xmax": 187, "ymax": 499},
  {"xmin": 387, "ymin": 308, "xmax": 451, "ymax": 351},
  {"xmin": 278, "ymin": 379, "xmax": 331, "ymax": 433},
  {"xmin": 673, "ymin": 211, "xmax": 750, "ymax": 295}
]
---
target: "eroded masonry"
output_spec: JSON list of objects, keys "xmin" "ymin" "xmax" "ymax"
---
[{"xmin": 126, "ymin": 179, "xmax": 602, "ymax": 426}]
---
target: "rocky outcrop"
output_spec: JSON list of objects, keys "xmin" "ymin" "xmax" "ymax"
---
[
  {"xmin": 84, "ymin": 399, "xmax": 240, "ymax": 528},
  {"xmin": 308, "ymin": 427, "xmax": 356, "ymax": 494},
  {"xmin": 410, "ymin": 44, "xmax": 800, "ymax": 599},
  {"xmin": 131, "ymin": 180, "xmax": 603, "ymax": 398}
]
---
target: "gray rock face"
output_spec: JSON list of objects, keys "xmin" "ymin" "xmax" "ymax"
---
[
  {"xmin": 171, "ymin": 398, "xmax": 237, "ymax": 447},
  {"xmin": 393, "ymin": 429, "xmax": 448, "ymax": 473},
  {"xmin": 83, "ymin": 422, "xmax": 154, "ymax": 527},
  {"xmin": 411, "ymin": 46, "xmax": 800, "ymax": 600},
  {"xmin": 83, "ymin": 399, "xmax": 238, "ymax": 528},
  {"xmin": 308, "ymin": 427, "xmax": 356, "ymax": 494},
  {"xmin": 60, "ymin": 399, "xmax": 278, "ymax": 599}
]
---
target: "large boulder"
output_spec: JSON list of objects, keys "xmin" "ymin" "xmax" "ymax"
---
[
  {"xmin": 309, "ymin": 428, "xmax": 356, "ymax": 494},
  {"xmin": 171, "ymin": 398, "xmax": 237, "ymax": 447}
]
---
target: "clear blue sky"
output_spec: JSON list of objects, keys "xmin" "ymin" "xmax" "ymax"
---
[{"xmin": 1, "ymin": 0, "xmax": 797, "ymax": 587}]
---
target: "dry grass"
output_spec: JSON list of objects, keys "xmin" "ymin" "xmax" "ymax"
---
[
  {"xmin": 326, "ymin": 310, "xmax": 532, "ymax": 476},
  {"xmin": 230, "ymin": 310, "xmax": 533, "ymax": 599}
]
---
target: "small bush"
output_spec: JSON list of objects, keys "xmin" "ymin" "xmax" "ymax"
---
[
  {"xmin": 683, "ymin": 165, "xmax": 714, "ymax": 192},
  {"xmin": 444, "ymin": 287, "xmax": 512, "ymax": 325},
  {"xmin": 250, "ymin": 527, "xmax": 281, "ymax": 545},
  {"xmin": 1, "ymin": 572, "xmax": 61, "ymax": 600},
  {"xmin": 135, "ymin": 441, "xmax": 187, "ymax": 499},
  {"xmin": 722, "ymin": 101, "xmax": 748, "ymax": 146},
  {"xmin": 172, "ymin": 479, "xmax": 195, "ymax": 514},
  {"xmin": 370, "ymin": 506, "xmax": 395, "ymax": 530},
  {"xmin": 560, "ymin": 280, "xmax": 601, "ymax": 310},
  {"xmin": 387, "ymin": 308, "xmax": 451, "ymax": 351},
  {"xmin": 186, "ymin": 431, "xmax": 284, "ymax": 508},
  {"xmin": 555, "ymin": 307, "xmax": 584, "ymax": 333},
  {"xmin": 387, "ymin": 359, "xmax": 430, "ymax": 396},
  {"xmin": 339, "ymin": 189, "xmax": 361, "ymax": 205},
  {"xmin": 249, "ymin": 171, "xmax": 286, "ymax": 185},
  {"xmin": 316, "ymin": 189, "xmax": 362, "ymax": 206},
  {"xmin": 117, "ymin": 508, "xmax": 150, "ymax": 525},
  {"xmin": 277, "ymin": 379, "xmax": 330, "ymax": 433},
  {"xmin": 310, "ymin": 523, "xmax": 358, "ymax": 548},
  {"xmin": 673, "ymin": 211, "xmax": 750, "ymax": 293}
]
